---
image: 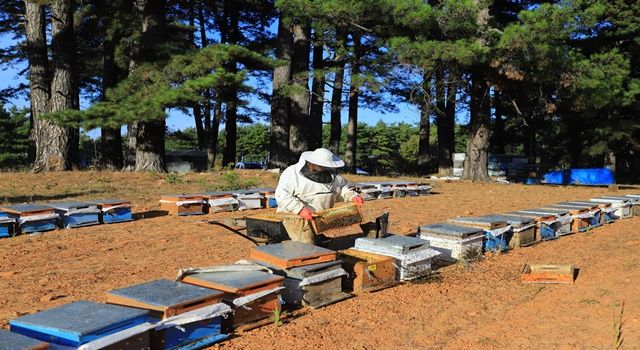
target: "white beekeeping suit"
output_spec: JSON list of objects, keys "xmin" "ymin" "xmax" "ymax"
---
[{"xmin": 274, "ymin": 148, "xmax": 361, "ymax": 243}]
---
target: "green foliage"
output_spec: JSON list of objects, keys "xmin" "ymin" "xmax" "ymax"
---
[
  {"xmin": 166, "ymin": 128, "xmax": 199, "ymax": 151},
  {"xmin": 0, "ymin": 106, "xmax": 29, "ymax": 169}
]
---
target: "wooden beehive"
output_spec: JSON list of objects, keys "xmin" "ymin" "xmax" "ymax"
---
[
  {"xmin": 181, "ymin": 270, "xmax": 284, "ymax": 326},
  {"xmin": 339, "ymin": 249, "xmax": 396, "ymax": 293},
  {"xmin": 0, "ymin": 330, "xmax": 49, "ymax": 350},
  {"xmin": 311, "ymin": 203, "xmax": 363, "ymax": 233},
  {"xmin": 249, "ymin": 241, "xmax": 337, "ymax": 269},
  {"xmin": 159, "ymin": 194, "xmax": 205, "ymax": 216},
  {"xmin": 521, "ymin": 264, "xmax": 575, "ymax": 284},
  {"xmin": 105, "ymin": 279, "xmax": 223, "ymax": 319}
]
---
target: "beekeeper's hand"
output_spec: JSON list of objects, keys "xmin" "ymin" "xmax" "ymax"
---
[
  {"xmin": 298, "ymin": 208, "xmax": 317, "ymax": 221},
  {"xmin": 352, "ymin": 195, "xmax": 364, "ymax": 207}
]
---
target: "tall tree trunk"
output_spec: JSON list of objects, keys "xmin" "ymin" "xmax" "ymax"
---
[
  {"xmin": 269, "ymin": 15, "xmax": 292, "ymax": 170},
  {"xmin": 197, "ymin": 0, "xmax": 215, "ymax": 168},
  {"xmin": 32, "ymin": 0, "xmax": 76, "ymax": 172},
  {"xmin": 438, "ymin": 68, "xmax": 456, "ymax": 175},
  {"xmin": 208, "ymin": 95, "xmax": 222, "ymax": 168},
  {"xmin": 100, "ymin": 35, "xmax": 124, "ymax": 169},
  {"xmin": 328, "ymin": 30, "xmax": 347, "ymax": 155},
  {"xmin": 132, "ymin": 0, "xmax": 166, "ymax": 172},
  {"xmin": 461, "ymin": 72, "xmax": 491, "ymax": 181},
  {"xmin": 309, "ymin": 31, "xmax": 325, "ymax": 150},
  {"xmin": 493, "ymin": 90, "xmax": 506, "ymax": 154},
  {"xmin": 24, "ymin": 1, "xmax": 51, "ymax": 170},
  {"xmin": 222, "ymin": 2, "xmax": 239, "ymax": 167},
  {"xmin": 418, "ymin": 75, "xmax": 431, "ymax": 175},
  {"xmin": 289, "ymin": 20, "xmax": 311, "ymax": 161},
  {"xmin": 344, "ymin": 32, "xmax": 361, "ymax": 174},
  {"xmin": 189, "ymin": 0, "xmax": 205, "ymax": 150}
]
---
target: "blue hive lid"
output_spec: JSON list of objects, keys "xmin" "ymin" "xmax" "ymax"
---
[
  {"xmin": 0, "ymin": 330, "xmax": 48, "ymax": 350},
  {"xmin": 10, "ymin": 301, "xmax": 148, "ymax": 337},
  {"xmin": 107, "ymin": 279, "xmax": 223, "ymax": 308}
]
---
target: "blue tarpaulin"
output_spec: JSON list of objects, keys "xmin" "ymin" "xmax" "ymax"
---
[{"xmin": 543, "ymin": 168, "xmax": 615, "ymax": 185}]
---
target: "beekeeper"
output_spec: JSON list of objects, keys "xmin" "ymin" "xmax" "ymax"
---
[{"xmin": 275, "ymin": 148, "xmax": 364, "ymax": 243}]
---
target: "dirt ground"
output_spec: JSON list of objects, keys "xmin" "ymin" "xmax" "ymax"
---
[{"xmin": 0, "ymin": 171, "xmax": 639, "ymax": 349}]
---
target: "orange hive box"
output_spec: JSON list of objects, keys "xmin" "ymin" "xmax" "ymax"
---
[
  {"xmin": 521, "ymin": 264, "xmax": 575, "ymax": 284},
  {"xmin": 249, "ymin": 241, "xmax": 337, "ymax": 269},
  {"xmin": 159, "ymin": 194, "xmax": 205, "ymax": 216}
]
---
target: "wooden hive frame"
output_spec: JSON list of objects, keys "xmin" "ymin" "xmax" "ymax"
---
[{"xmin": 521, "ymin": 264, "xmax": 575, "ymax": 284}]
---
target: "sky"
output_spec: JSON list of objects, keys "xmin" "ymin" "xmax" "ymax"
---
[{"xmin": 0, "ymin": 29, "xmax": 439, "ymax": 140}]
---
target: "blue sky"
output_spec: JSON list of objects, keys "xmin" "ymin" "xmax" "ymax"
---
[{"xmin": 0, "ymin": 32, "xmax": 435, "ymax": 139}]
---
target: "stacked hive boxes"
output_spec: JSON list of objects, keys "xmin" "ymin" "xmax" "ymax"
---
[{"xmin": 250, "ymin": 241, "xmax": 349, "ymax": 309}]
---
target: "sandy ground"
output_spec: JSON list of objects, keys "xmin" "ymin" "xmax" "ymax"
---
[{"xmin": 0, "ymin": 171, "xmax": 638, "ymax": 349}]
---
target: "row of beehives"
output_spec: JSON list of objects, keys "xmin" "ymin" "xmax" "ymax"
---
[
  {"xmin": 0, "ymin": 200, "xmax": 133, "ymax": 238},
  {"xmin": 159, "ymin": 182, "xmax": 432, "ymax": 216},
  {"xmin": 3, "ymin": 194, "xmax": 638, "ymax": 349},
  {"xmin": 1, "ymin": 235, "xmax": 438, "ymax": 350}
]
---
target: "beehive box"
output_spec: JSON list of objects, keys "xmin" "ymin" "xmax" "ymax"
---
[
  {"xmin": 354, "ymin": 234, "xmax": 440, "ymax": 280},
  {"xmin": 568, "ymin": 201, "xmax": 615, "ymax": 224},
  {"xmin": 507, "ymin": 211, "xmax": 559, "ymax": 241},
  {"xmin": 233, "ymin": 189, "xmax": 265, "ymax": 210},
  {"xmin": 0, "ymin": 213, "xmax": 16, "ymax": 238},
  {"xmin": 339, "ymin": 249, "xmax": 396, "ymax": 293},
  {"xmin": 516, "ymin": 208, "xmax": 572, "ymax": 236},
  {"xmin": 181, "ymin": 270, "xmax": 284, "ymax": 326},
  {"xmin": 249, "ymin": 187, "xmax": 277, "ymax": 208},
  {"xmin": 601, "ymin": 195, "xmax": 640, "ymax": 217},
  {"xmin": 250, "ymin": 241, "xmax": 337, "ymax": 269},
  {"xmin": 312, "ymin": 203, "xmax": 363, "ymax": 233},
  {"xmin": 200, "ymin": 191, "xmax": 239, "ymax": 213},
  {"xmin": 352, "ymin": 183, "xmax": 382, "ymax": 201},
  {"xmin": 244, "ymin": 212, "xmax": 290, "ymax": 243},
  {"xmin": 259, "ymin": 260, "xmax": 351, "ymax": 308},
  {"xmin": 106, "ymin": 279, "xmax": 223, "ymax": 318},
  {"xmin": 9, "ymin": 301, "xmax": 151, "ymax": 349},
  {"xmin": 549, "ymin": 202, "xmax": 601, "ymax": 231},
  {"xmin": 0, "ymin": 205, "xmax": 59, "ymax": 234},
  {"xmin": 159, "ymin": 194, "xmax": 206, "ymax": 216},
  {"xmin": 360, "ymin": 182, "xmax": 393, "ymax": 199},
  {"xmin": 0, "ymin": 329, "xmax": 49, "ymax": 350},
  {"xmin": 91, "ymin": 199, "xmax": 133, "ymax": 224},
  {"xmin": 479, "ymin": 214, "xmax": 537, "ymax": 248},
  {"xmin": 521, "ymin": 264, "xmax": 575, "ymax": 284},
  {"xmin": 46, "ymin": 201, "xmax": 101, "ymax": 228},
  {"xmin": 446, "ymin": 217, "xmax": 511, "ymax": 252},
  {"xmin": 105, "ymin": 279, "xmax": 228, "ymax": 349},
  {"xmin": 590, "ymin": 197, "xmax": 632, "ymax": 219},
  {"xmin": 417, "ymin": 224, "xmax": 484, "ymax": 262}
]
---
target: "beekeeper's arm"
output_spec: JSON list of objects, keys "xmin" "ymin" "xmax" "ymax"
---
[
  {"xmin": 336, "ymin": 176, "xmax": 359, "ymax": 202},
  {"xmin": 275, "ymin": 167, "xmax": 306, "ymax": 214}
]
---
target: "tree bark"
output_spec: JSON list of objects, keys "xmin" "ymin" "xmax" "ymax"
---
[
  {"xmin": 344, "ymin": 32, "xmax": 361, "ymax": 174},
  {"xmin": 132, "ymin": 0, "xmax": 166, "ymax": 172},
  {"xmin": 31, "ymin": 0, "xmax": 76, "ymax": 172},
  {"xmin": 329, "ymin": 30, "xmax": 347, "ymax": 155},
  {"xmin": 418, "ymin": 74, "xmax": 430, "ymax": 175},
  {"xmin": 221, "ymin": 2, "xmax": 239, "ymax": 167},
  {"xmin": 208, "ymin": 95, "xmax": 222, "ymax": 168},
  {"xmin": 289, "ymin": 20, "xmax": 311, "ymax": 161},
  {"xmin": 492, "ymin": 90, "xmax": 506, "ymax": 154},
  {"xmin": 189, "ymin": 0, "xmax": 205, "ymax": 150},
  {"xmin": 437, "ymin": 68, "xmax": 456, "ymax": 175},
  {"xmin": 461, "ymin": 72, "xmax": 491, "ymax": 181},
  {"xmin": 269, "ymin": 15, "xmax": 292, "ymax": 170},
  {"xmin": 309, "ymin": 30, "xmax": 325, "ymax": 150},
  {"xmin": 100, "ymin": 24, "xmax": 123, "ymax": 170},
  {"xmin": 24, "ymin": 1, "xmax": 50, "ymax": 169},
  {"xmin": 198, "ymin": 0, "xmax": 215, "ymax": 169}
]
